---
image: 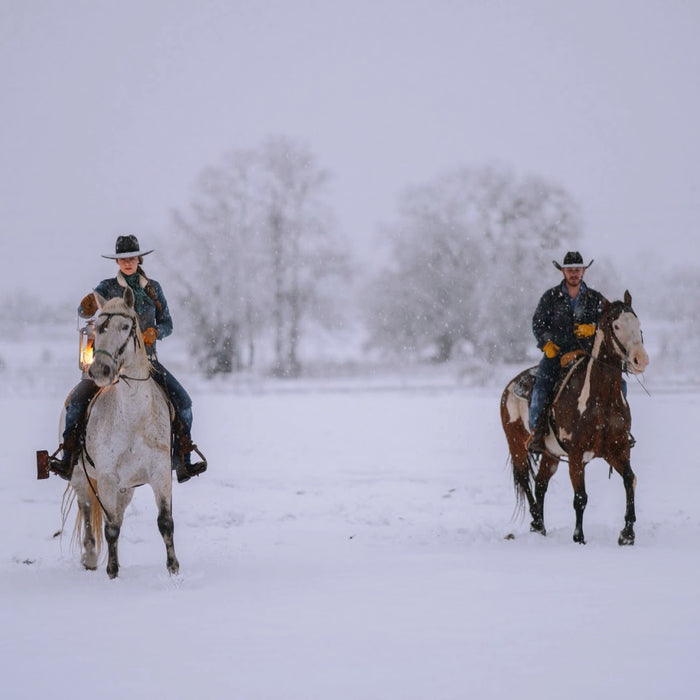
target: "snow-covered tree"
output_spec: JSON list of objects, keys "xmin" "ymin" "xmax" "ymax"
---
[
  {"xmin": 257, "ymin": 137, "xmax": 351, "ymax": 376},
  {"xmin": 363, "ymin": 165, "xmax": 583, "ymax": 363},
  {"xmin": 170, "ymin": 137, "xmax": 350, "ymax": 376}
]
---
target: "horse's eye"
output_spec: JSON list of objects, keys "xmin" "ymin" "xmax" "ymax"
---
[
  {"xmin": 613, "ymin": 322, "xmax": 621, "ymax": 331},
  {"xmin": 122, "ymin": 323, "xmax": 130, "ymax": 332}
]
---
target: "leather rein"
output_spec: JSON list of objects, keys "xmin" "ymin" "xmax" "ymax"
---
[{"xmin": 93, "ymin": 311, "xmax": 151, "ymax": 382}]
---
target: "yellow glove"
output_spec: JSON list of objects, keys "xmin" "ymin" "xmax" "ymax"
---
[
  {"xmin": 142, "ymin": 327, "xmax": 158, "ymax": 346},
  {"xmin": 543, "ymin": 341, "xmax": 560, "ymax": 358},
  {"xmin": 574, "ymin": 323, "xmax": 596, "ymax": 338}
]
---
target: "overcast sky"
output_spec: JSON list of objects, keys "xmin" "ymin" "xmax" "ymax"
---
[{"xmin": 1, "ymin": 0, "xmax": 698, "ymax": 303}]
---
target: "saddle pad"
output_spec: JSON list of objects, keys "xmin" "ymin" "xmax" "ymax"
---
[{"xmin": 513, "ymin": 367, "xmax": 537, "ymax": 400}]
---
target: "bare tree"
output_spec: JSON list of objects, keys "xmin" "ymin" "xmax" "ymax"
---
[
  {"xmin": 170, "ymin": 148, "xmax": 268, "ymax": 376},
  {"xmin": 169, "ymin": 137, "xmax": 350, "ymax": 376},
  {"xmin": 258, "ymin": 137, "xmax": 349, "ymax": 377}
]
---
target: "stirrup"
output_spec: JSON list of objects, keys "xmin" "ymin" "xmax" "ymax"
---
[
  {"xmin": 175, "ymin": 444, "xmax": 208, "ymax": 484},
  {"xmin": 36, "ymin": 446, "xmax": 73, "ymax": 481},
  {"xmin": 526, "ymin": 431, "xmax": 545, "ymax": 455}
]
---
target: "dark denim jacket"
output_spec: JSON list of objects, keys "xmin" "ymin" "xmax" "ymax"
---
[
  {"xmin": 532, "ymin": 281, "xmax": 605, "ymax": 354},
  {"xmin": 79, "ymin": 272, "xmax": 173, "ymax": 354}
]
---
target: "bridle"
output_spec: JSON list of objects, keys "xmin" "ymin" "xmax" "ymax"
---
[
  {"xmin": 585, "ymin": 302, "xmax": 646, "ymax": 385},
  {"xmin": 92, "ymin": 311, "xmax": 150, "ymax": 382},
  {"xmin": 608, "ymin": 302, "xmax": 638, "ymax": 360},
  {"xmin": 81, "ymin": 308, "xmax": 152, "ymax": 521}
]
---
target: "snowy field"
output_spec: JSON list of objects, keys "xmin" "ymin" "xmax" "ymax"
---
[{"xmin": 2, "ymin": 359, "xmax": 699, "ymax": 699}]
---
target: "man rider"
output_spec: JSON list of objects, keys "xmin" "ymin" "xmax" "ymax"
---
[{"xmin": 527, "ymin": 251, "xmax": 604, "ymax": 453}]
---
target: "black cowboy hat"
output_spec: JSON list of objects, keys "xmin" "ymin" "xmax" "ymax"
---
[
  {"xmin": 102, "ymin": 235, "xmax": 154, "ymax": 260},
  {"xmin": 552, "ymin": 251, "xmax": 594, "ymax": 270}
]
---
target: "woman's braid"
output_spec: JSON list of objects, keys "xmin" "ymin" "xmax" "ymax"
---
[{"xmin": 137, "ymin": 265, "xmax": 162, "ymax": 312}]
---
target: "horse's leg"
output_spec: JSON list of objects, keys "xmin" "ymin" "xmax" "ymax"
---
[
  {"xmin": 568, "ymin": 455, "xmax": 588, "ymax": 544},
  {"xmin": 532, "ymin": 454, "xmax": 559, "ymax": 536},
  {"xmin": 73, "ymin": 483, "xmax": 98, "ymax": 570},
  {"xmin": 104, "ymin": 519, "xmax": 120, "ymax": 579},
  {"xmin": 502, "ymin": 397, "xmax": 544, "ymax": 534},
  {"xmin": 152, "ymin": 483, "xmax": 179, "ymax": 575},
  {"xmin": 510, "ymin": 452, "xmax": 537, "ymax": 525},
  {"xmin": 158, "ymin": 499, "xmax": 179, "ymax": 575},
  {"xmin": 608, "ymin": 454, "xmax": 637, "ymax": 545},
  {"xmin": 79, "ymin": 496, "xmax": 98, "ymax": 570},
  {"xmin": 102, "ymin": 484, "xmax": 132, "ymax": 579}
]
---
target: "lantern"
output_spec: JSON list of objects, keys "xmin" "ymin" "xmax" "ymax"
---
[{"xmin": 78, "ymin": 320, "xmax": 95, "ymax": 372}]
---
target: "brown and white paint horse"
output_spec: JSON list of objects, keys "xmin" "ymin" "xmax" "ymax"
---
[{"xmin": 500, "ymin": 291, "xmax": 649, "ymax": 545}]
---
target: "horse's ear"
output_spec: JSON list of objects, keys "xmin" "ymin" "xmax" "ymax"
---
[
  {"xmin": 123, "ymin": 286, "xmax": 135, "ymax": 309},
  {"xmin": 94, "ymin": 292, "xmax": 107, "ymax": 310},
  {"xmin": 624, "ymin": 290, "xmax": 632, "ymax": 306}
]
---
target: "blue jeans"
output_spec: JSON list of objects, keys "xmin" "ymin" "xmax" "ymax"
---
[
  {"xmin": 62, "ymin": 360, "xmax": 193, "ymax": 443},
  {"xmin": 529, "ymin": 356, "xmax": 560, "ymax": 432},
  {"xmin": 150, "ymin": 359, "xmax": 193, "ymax": 432}
]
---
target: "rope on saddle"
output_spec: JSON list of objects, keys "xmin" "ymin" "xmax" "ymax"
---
[{"xmin": 559, "ymin": 349, "xmax": 586, "ymax": 367}]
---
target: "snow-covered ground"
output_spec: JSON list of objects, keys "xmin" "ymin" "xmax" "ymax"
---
[{"xmin": 2, "ymin": 353, "xmax": 699, "ymax": 699}]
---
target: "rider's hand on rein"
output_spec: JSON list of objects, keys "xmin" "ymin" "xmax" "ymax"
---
[
  {"xmin": 142, "ymin": 327, "xmax": 158, "ymax": 346},
  {"xmin": 574, "ymin": 323, "xmax": 596, "ymax": 339},
  {"xmin": 543, "ymin": 341, "xmax": 560, "ymax": 358}
]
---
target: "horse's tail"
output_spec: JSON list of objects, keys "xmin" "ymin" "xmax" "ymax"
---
[
  {"xmin": 507, "ymin": 448, "xmax": 538, "ymax": 522},
  {"xmin": 61, "ymin": 479, "xmax": 104, "ymax": 558}
]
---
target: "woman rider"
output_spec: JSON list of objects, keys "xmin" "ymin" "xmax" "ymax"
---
[{"xmin": 46, "ymin": 235, "xmax": 206, "ymax": 484}]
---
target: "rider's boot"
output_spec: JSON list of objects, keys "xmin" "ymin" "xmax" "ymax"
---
[
  {"xmin": 526, "ymin": 412, "xmax": 548, "ymax": 454},
  {"xmin": 172, "ymin": 422, "xmax": 207, "ymax": 484},
  {"xmin": 48, "ymin": 431, "xmax": 80, "ymax": 481}
]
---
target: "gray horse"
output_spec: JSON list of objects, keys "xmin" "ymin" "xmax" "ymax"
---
[{"xmin": 69, "ymin": 287, "xmax": 178, "ymax": 578}]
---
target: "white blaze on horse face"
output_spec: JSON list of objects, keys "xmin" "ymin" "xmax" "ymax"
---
[{"xmin": 613, "ymin": 311, "xmax": 649, "ymax": 375}]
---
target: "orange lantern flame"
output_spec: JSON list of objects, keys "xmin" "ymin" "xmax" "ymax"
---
[{"xmin": 79, "ymin": 320, "xmax": 96, "ymax": 372}]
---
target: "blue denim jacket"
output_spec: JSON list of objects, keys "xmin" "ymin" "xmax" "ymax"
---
[{"xmin": 78, "ymin": 272, "xmax": 173, "ymax": 354}]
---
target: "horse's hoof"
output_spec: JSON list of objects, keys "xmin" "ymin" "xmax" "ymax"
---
[
  {"xmin": 573, "ymin": 534, "xmax": 586, "ymax": 544},
  {"xmin": 530, "ymin": 521, "xmax": 546, "ymax": 536},
  {"xmin": 618, "ymin": 532, "xmax": 635, "ymax": 546}
]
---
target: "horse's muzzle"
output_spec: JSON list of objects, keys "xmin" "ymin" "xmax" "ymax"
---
[
  {"xmin": 628, "ymin": 344, "xmax": 650, "ymax": 375},
  {"xmin": 89, "ymin": 358, "xmax": 116, "ymax": 386}
]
